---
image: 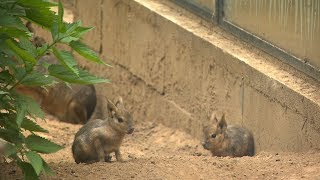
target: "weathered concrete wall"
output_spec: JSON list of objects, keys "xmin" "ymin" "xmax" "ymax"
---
[{"xmin": 71, "ymin": 0, "xmax": 320, "ymax": 152}]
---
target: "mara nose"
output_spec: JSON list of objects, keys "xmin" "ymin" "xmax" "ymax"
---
[
  {"xmin": 127, "ymin": 127, "xmax": 134, "ymax": 134},
  {"xmin": 201, "ymin": 141, "xmax": 207, "ymax": 148}
]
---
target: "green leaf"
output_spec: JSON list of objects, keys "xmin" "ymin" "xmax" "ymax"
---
[
  {"xmin": 0, "ymin": 103, "xmax": 14, "ymax": 116},
  {"xmin": 48, "ymin": 64, "xmax": 110, "ymax": 84},
  {"xmin": 5, "ymin": 39, "xmax": 36, "ymax": 63},
  {"xmin": 71, "ymin": 26, "xmax": 94, "ymax": 38},
  {"xmin": 24, "ymin": 8, "xmax": 57, "ymax": 30},
  {"xmin": 18, "ymin": 161, "xmax": 39, "ymax": 180},
  {"xmin": 25, "ymin": 61, "xmax": 34, "ymax": 73},
  {"xmin": 20, "ymin": 72, "xmax": 54, "ymax": 86},
  {"xmin": 70, "ymin": 41, "xmax": 109, "ymax": 65},
  {"xmin": 0, "ymin": 70, "xmax": 13, "ymax": 83},
  {"xmin": 59, "ymin": 27, "xmax": 94, "ymax": 44},
  {"xmin": 15, "ymin": 94, "xmax": 45, "ymax": 124},
  {"xmin": 17, "ymin": 0, "xmax": 57, "ymax": 8},
  {"xmin": 25, "ymin": 95, "xmax": 45, "ymax": 120},
  {"xmin": 0, "ymin": 3, "xmax": 26, "ymax": 16},
  {"xmin": 0, "ymin": 27, "xmax": 31, "ymax": 38},
  {"xmin": 0, "ymin": 116, "xmax": 17, "ymax": 131},
  {"xmin": 0, "ymin": 11, "xmax": 28, "ymax": 31},
  {"xmin": 0, "ymin": 91, "xmax": 9, "ymax": 95},
  {"xmin": 36, "ymin": 43, "xmax": 49, "ymax": 56},
  {"xmin": 16, "ymin": 104, "xmax": 26, "ymax": 127},
  {"xmin": 0, "ymin": 15, "xmax": 17, "ymax": 27},
  {"xmin": 0, "ymin": 128, "xmax": 24, "ymax": 145},
  {"xmin": 0, "ymin": 53, "xmax": 16, "ymax": 68},
  {"xmin": 21, "ymin": 118, "xmax": 48, "ymax": 133},
  {"xmin": 65, "ymin": 21, "xmax": 81, "ymax": 34},
  {"xmin": 58, "ymin": 1, "xmax": 64, "ymax": 30},
  {"xmin": 4, "ymin": 143, "xmax": 18, "ymax": 157},
  {"xmin": 42, "ymin": 159, "xmax": 54, "ymax": 176},
  {"xmin": 59, "ymin": 36, "xmax": 79, "ymax": 43},
  {"xmin": 51, "ymin": 21, "xmax": 59, "ymax": 41},
  {"xmin": 19, "ymin": 37, "xmax": 37, "ymax": 57},
  {"xmin": 26, "ymin": 151, "xmax": 43, "ymax": 175},
  {"xmin": 52, "ymin": 48, "xmax": 79, "ymax": 75},
  {"xmin": 25, "ymin": 135, "xmax": 63, "ymax": 154},
  {"xmin": 13, "ymin": 66, "xmax": 26, "ymax": 80}
]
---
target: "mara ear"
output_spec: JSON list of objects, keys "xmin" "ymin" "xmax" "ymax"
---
[
  {"xmin": 218, "ymin": 114, "xmax": 227, "ymax": 131},
  {"xmin": 107, "ymin": 99, "xmax": 118, "ymax": 117},
  {"xmin": 26, "ymin": 21, "xmax": 34, "ymax": 33},
  {"xmin": 209, "ymin": 112, "xmax": 219, "ymax": 123},
  {"xmin": 214, "ymin": 115, "xmax": 219, "ymax": 123},
  {"xmin": 114, "ymin": 96, "xmax": 123, "ymax": 108}
]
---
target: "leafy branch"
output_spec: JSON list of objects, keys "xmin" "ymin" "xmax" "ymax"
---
[{"xmin": 0, "ymin": 0, "xmax": 110, "ymax": 179}]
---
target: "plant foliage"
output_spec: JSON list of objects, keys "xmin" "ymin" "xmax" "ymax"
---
[{"xmin": 0, "ymin": 0, "xmax": 109, "ymax": 179}]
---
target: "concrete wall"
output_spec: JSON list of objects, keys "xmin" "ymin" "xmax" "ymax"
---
[{"xmin": 70, "ymin": 0, "xmax": 320, "ymax": 152}]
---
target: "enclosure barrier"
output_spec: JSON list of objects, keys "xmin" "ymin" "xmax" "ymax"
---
[{"xmin": 172, "ymin": 0, "xmax": 320, "ymax": 81}]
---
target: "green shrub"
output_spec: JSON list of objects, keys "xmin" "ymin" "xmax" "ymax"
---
[{"xmin": 0, "ymin": 0, "xmax": 109, "ymax": 179}]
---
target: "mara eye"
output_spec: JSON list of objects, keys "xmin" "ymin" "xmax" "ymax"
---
[
  {"xmin": 211, "ymin": 134, "xmax": 216, "ymax": 138},
  {"xmin": 118, "ymin": 118, "xmax": 124, "ymax": 123}
]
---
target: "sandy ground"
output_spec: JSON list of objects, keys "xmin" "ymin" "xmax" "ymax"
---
[{"xmin": 1, "ymin": 117, "xmax": 320, "ymax": 180}]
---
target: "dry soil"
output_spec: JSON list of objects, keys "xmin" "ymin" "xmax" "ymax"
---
[{"xmin": 1, "ymin": 116, "xmax": 320, "ymax": 180}]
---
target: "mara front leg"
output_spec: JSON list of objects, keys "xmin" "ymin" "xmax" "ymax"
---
[
  {"xmin": 93, "ymin": 139, "xmax": 105, "ymax": 162},
  {"xmin": 114, "ymin": 149, "xmax": 123, "ymax": 162},
  {"xmin": 104, "ymin": 154, "xmax": 112, "ymax": 162}
]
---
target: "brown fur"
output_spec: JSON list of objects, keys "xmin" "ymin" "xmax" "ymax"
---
[
  {"xmin": 202, "ymin": 113, "xmax": 255, "ymax": 157},
  {"xmin": 72, "ymin": 97, "xmax": 134, "ymax": 164},
  {"xmin": 16, "ymin": 81, "xmax": 97, "ymax": 124}
]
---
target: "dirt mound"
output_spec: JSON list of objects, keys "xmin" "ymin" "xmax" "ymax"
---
[{"xmin": 1, "ymin": 117, "xmax": 320, "ymax": 179}]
